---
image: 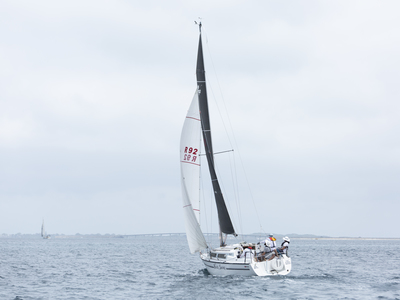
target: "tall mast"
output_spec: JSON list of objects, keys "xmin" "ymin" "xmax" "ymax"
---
[{"xmin": 196, "ymin": 23, "xmax": 236, "ymax": 246}]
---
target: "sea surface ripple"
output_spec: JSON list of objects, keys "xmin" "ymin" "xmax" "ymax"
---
[{"xmin": 0, "ymin": 236, "xmax": 399, "ymax": 299}]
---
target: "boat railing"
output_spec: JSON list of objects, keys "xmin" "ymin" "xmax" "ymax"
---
[{"xmin": 243, "ymin": 251, "xmax": 255, "ymax": 263}]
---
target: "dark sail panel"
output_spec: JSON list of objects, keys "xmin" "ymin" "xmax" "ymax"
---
[{"xmin": 196, "ymin": 25, "xmax": 236, "ymax": 236}]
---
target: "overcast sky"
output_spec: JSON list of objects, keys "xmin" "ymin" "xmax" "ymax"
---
[{"xmin": 1, "ymin": 1, "xmax": 399, "ymax": 238}]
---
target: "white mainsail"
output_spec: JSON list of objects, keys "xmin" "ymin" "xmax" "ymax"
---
[{"xmin": 180, "ymin": 90, "xmax": 207, "ymax": 254}]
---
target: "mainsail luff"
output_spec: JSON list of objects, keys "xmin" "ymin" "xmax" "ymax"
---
[{"xmin": 195, "ymin": 24, "xmax": 236, "ymax": 239}]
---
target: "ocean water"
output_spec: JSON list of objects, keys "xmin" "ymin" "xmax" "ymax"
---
[{"xmin": 0, "ymin": 236, "xmax": 399, "ymax": 299}]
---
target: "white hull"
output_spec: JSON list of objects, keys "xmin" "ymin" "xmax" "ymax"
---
[{"xmin": 201, "ymin": 252, "xmax": 291, "ymax": 276}]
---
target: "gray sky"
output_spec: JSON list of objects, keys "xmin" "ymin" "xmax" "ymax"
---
[{"xmin": 1, "ymin": 0, "xmax": 399, "ymax": 237}]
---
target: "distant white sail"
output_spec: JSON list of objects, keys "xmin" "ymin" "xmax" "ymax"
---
[
  {"xmin": 41, "ymin": 219, "xmax": 46, "ymax": 238},
  {"xmin": 180, "ymin": 90, "xmax": 207, "ymax": 254},
  {"xmin": 41, "ymin": 219, "xmax": 50, "ymax": 239}
]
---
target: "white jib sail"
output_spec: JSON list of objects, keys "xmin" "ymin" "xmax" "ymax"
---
[{"xmin": 180, "ymin": 90, "xmax": 207, "ymax": 254}]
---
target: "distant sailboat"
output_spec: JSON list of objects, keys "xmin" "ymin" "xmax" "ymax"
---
[
  {"xmin": 180, "ymin": 22, "xmax": 291, "ymax": 276},
  {"xmin": 41, "ymin": 219, "xmax": 50, "ymax": 239}
]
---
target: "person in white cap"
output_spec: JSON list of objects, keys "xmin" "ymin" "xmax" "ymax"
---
[{"xmin": 268, "ymin": 236, "xmax": 290, "ymax": 261}]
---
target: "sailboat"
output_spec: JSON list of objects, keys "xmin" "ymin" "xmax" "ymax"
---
[
  {"xmin": 180, "ymin": 23, "xmax": 291, "ymax": 276},
  {"xmin": 41, "ymin": 219, "xmax": 50, "ymax": 239}
]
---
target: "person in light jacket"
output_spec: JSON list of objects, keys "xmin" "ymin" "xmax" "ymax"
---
[{"xmin": 268, "ymin": 236, "xmax": 290, "ymax": 261}]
